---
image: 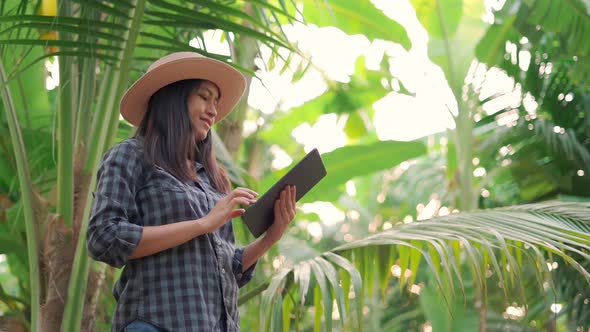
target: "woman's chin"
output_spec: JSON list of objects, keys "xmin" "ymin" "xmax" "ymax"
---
[{"xmin": 195, "ymin": 131, "xmax": 209, "ymax": 141}]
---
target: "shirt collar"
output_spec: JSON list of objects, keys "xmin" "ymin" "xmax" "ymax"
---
[{"xmin": 195, "ymin": 161, "xmax": 205, "ymax": 171}]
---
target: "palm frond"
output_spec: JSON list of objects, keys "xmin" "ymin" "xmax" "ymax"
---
[
  {"xmin": 473, "ymin": 48, "xmax": 590, "ymax": 200},
  {"xmin": 524, "ymin": 0, "xmax": 590, "ymax": 55},
  {"xmin": 0, "ymin": 0, "xmax": 295, "ymax": 79},
  {"xmin": 0, "ymin": 50, "xmax": 41, "ymax": 332},
  {"xmin": 477, "ymin": 0, "xmax": 590, "ymax": 66},
  {"xmin": 533, "ymin": 121, "xmax": 590, "ymax": 169},
  {"xmin": 253, "ymin": 201, "xmax": 590, "ymax": 331},
  {"xmin": 72, "ymin": 0, "xmax": 133, "ymax": 18},
  {"xmin": 487, "ymin": 118, "xmax": 590, "ymax": 170}
]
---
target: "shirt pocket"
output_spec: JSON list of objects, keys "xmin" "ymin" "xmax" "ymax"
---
[{"xmin": 136, "ymin": 177, "xmax": 195, "ymax": 226}]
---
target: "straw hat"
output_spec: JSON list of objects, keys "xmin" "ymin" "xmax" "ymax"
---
[{"xmin": 120, "ymin": 52, "xmax": 246, "ymax": 126}]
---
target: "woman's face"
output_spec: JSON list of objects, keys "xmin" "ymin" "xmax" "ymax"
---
[{"xmin": 187, "ymin": 80, "xmax": 220, "ymax": 141}]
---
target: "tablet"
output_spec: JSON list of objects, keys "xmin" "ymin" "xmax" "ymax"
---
[{"xmin": 241, "ymin": 148, "xmax": 327, "ymax": 237}]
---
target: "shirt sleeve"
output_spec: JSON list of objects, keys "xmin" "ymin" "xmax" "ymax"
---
[
  {"xmin": 86, "ymin": 141, "xmax": 143, "ymax": 268},
  {"xmin": 232, "ymin": 247, "xmax": 257, "ymax": 288}
]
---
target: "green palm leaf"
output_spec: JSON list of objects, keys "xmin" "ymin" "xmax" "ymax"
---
[
  {"xmin": 475, "ymin": 55, "xmax": 590, "ymax": 201},
  {"xmin": 0, "ymin": 14, "xmax": 128, "ymax": 30},
  {"xmin": 524, "ymin": 0, "xmax": 590, "ymax": 56},
  {"xmin": 0, "ymin": 0, "xmax": 294, "ymax": 70},
  {"xmin": 476, "ymin": 0, "xmax": 590, "ymax": 79},
  {"xmin": 255, "ymin": 201, "xmax": 590, "ymax": 331},
  {"xmin": 302, "ymin": 0, "xmax": 410, "ymax": 49},
  {"xmin": 72, "ymin": 0, "xmax": 132, "ymax": 18}
]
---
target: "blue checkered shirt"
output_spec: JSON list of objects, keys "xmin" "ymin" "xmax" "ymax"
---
[{"xmin": 87, "ymin": 138, "xmax": 256, "ymax": 332}]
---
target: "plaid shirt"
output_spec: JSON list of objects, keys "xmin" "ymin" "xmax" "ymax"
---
[{"xmin": 87, "ymin": 138, "xmax": 256, "ymax": 332}]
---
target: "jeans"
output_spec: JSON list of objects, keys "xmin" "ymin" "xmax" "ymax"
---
[
  {"xmin": 124, "ymin": 317, "xmax": 226, "ymax": 331},
  {"xmin": 124, "ymin": 320, "xmax": 166, "ymax": 332}
]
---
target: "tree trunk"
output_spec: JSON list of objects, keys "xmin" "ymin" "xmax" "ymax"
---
[
  {"xmin": 73, "ymin": 164, "xmax": 92, "ymax": 237},
  {"xmin": 0, "ymin": 316, "xmax": 27, "ymax": 332},
  {"xmin": 453, "ymin": 100, "xmax": 476, "ymax": 211},
  {"xmin": 246, "ymin": 138, "xmax": 266, "ymax": 180},
  {"xmin": 81, "ymin": 268, "xmax": 107, "ymax": 332},
  {"xmin": 38, "ymin": 217, "xmax": 75, "ymax": 332},
  {"xmin": 475, "ymin": 285, "xmax": 486, "ymax": 332},
  {"xmin": 36, "ymin": 209, "xmax": 102, "ymax": 332},
  {"xmin": 217, "ymin": 4, "xmax": 258, "ymax": 158}
]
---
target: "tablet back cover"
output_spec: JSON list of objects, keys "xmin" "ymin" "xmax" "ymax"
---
[{"xmin": 241, "ymin": 148, "xmax": 327, "ymax": 237}]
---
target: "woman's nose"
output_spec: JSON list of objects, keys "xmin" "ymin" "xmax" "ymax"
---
[{"xmin": 207, "ymin": 102, "xmax": 218, "ymax": 117}]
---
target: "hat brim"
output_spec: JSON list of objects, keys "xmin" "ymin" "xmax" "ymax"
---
[{"xmin": 120, "ymin": 56, "xmax": 246, "ymax": 127}]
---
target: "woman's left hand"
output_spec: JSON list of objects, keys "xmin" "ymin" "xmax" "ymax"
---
[{"xmin": 264, "ymin": 185, "xmax": 297, "ymax": 244}]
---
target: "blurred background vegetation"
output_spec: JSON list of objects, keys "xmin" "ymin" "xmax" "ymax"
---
[{"xmin": 0, "ymin": 0, "xmax": 589, "ymax": 331}]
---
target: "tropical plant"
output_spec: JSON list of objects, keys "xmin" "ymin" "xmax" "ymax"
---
[
  {"xmin": 242, "ymin": 0, "xmax": 590, "ymax": 331},
  {"xmin": 474, "ymin": 0, "xmax": 590, "ymax": 205},
  {"xmin": 470, "ymin": 1, "xmax": 590, "ymax": 327},
  {"xmin": 2, "ymin": 0, "xmax": 590, "ymax": 331},
  {"xmin": 256, "ymin": 201, "xmax": 590, "ymax": 331},
  {"xmin": 0, "ymin": 0, "xmax": 297, "ymax": 330}
]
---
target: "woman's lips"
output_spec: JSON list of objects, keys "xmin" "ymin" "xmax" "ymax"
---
[{"xmin": 201, "ymin": 118, "xmax": 213, "ymax": 128}]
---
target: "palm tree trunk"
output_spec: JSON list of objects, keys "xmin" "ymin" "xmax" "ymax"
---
[
  {"xmin": 39, "ymin": 217, "xmax": 75, "ymax": 332},
  {"xmin": 0, "ymin": 317, "xmax": 27, "ymax": 332},
  {"xmin": 81, "ymin": 267, "xmax": 107, "ymax": 332}
]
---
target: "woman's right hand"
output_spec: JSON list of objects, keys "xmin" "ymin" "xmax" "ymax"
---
[{"xmin": 202, "ymin": 187, "xmax": 258, "ymax": 233}]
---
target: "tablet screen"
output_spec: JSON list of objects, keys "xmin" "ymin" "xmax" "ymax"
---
[{"xmin": 241, "ymin": 148, "xmax": 327, "ymax": 237}]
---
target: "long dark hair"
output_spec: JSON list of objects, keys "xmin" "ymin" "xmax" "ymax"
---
[{"xmin": 135, "ymin": 79, "xmax": 230, "ymax": 193}]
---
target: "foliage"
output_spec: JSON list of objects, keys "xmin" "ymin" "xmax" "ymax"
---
[
  {"xmin": 0, "ymin": 0, "xmax": 294, "ymax": 330},
  {"xmin": 1, "ymin": 0, "xmax": 589, "ymax": 331},
  {"xmin": 241, "ymin": 0, "xmax": 590, "ymax": 331},
  {"xmin": 260, "ymin": 201, "xmax": 590, "ymax": 331}
]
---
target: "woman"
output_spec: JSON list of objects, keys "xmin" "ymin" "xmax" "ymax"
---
[{"xmin": 87, "ymin": 52, "xmax": 297, "ymax": 332}]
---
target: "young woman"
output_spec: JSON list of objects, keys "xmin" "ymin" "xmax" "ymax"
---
[{"xmin": 87, "ymin": 52, "xmax": 297, "ymax": 332}]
